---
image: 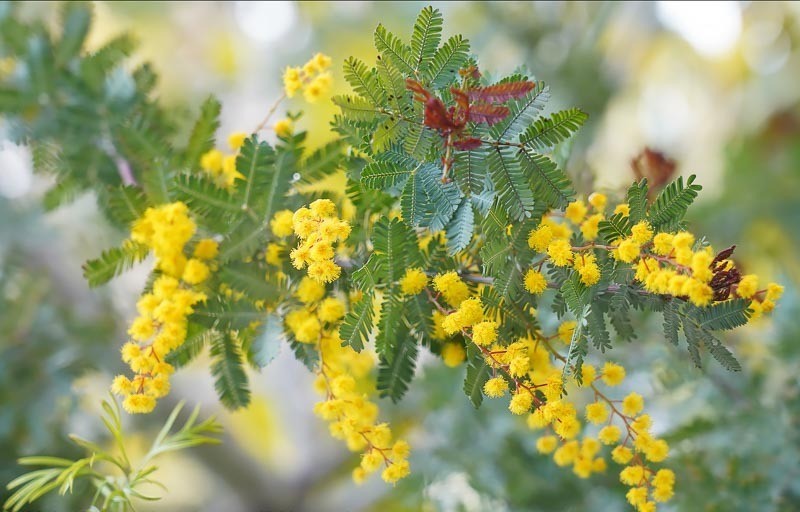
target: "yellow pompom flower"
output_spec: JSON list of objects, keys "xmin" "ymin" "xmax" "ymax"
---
[
  {"xmin": 598, "ymin": 425, "xmax": 622, "ymax": 445},
  {"xmin": 585, "ymin": 401, "xmax": 609, "ymax": 424},
  {"xmin": 736, "ymin": 274, "xmax": 758, "ymax": 298},
  {"xmin": 580, "ymin": 213, "xmax": 603, "ymax": 241},
  {"xmin": 308, "ymin": 260, "xmax": 341, "ymax": 283},
  {"xmin": 574, "ymin": 253, "xmax": 601, "ymax": 286},
  {"xmin": 536, "ymin": 435, "xmax": 558, "ymax": 454},
  {"xmin": 691, "ymin": 250, "xmax": 714, "ymax": 283},
  {"xmin": 200, "ymin": 149, "xmax": 223, "ymax": 174},
  {"xmin": 283, "ymin": 66, "xmax": 302, "ymax": 97},
  {"xmin": 557, "ymin": 321, "xmax": 576, "ymax": 344},
  {"xmin": 613, "ymin": 203, "xmax": 630, "ymax": 217},
  {"xmin": 528, "ymin": 225, "xmax": 554, "ymax": 252},
  {"xmin": 524, "ymin": 268, "xmax": 548, "ymax": 294},
  {"xmin": 399, "ymin": 268, "xmax": 428, "ymax": 295},
  {"xmin": 612, "ymin": 445, "xmax": 634, "ymax": 464},
  {"xmin": 622, "ymin": 392, "xmax": 644, "ymax": 416},
  {"xmin": 432, "ymin": 271, "xmax": 470, "ymax": 308},
  {"xmin": 630, "ymin": 221, "xmax": 653, "ymax": 244},
  {"xmin": 228, "ymin": 131, "xmax": 248, "ymax": 151},
  {"xmin": 271, "ymin": 210, "xmax": 295, "ymax": 237},
  {"xmin": 193, "ymin": 239, "xmax": 219, "ymax": 260},
  {"xmin": 484, "ymin": 376, "xmax": 508, "ymax": 398},
  {"xmin": 601, "ymin": 362, "xmax": 626, "ymax": 386},
  {"xmin": 652, "ymin": 233, "xmax": 674, "ymax": 255},
  {"xmin": 644, "ymin": 439, "xmax": 669, "ymax": 462},
  {"xmin": 312, "ymin": 52, "xmax": 332, "ymax": 69},
  {"xmin": 766, "ymin": 282, "xmax": 784, "ymax": 302},
  {"xmin": 122, "ymin": 394, "xmax": 156, "ymax": 414},
  {"xmin": 295, "ymin": 278, "xmax": 325, "ymax": 306},
  {"xmin": 381, "ymin": 459, "xmax": 410, "ymax": 484},
  {"xmin": 615, "ymin": 239, "xmax": 640, "ymax": 263},
  {"xmin": 472, "ymin": 321, "xmax": 498, "ymax": 346},
  {"xmin": 274, "ymin": 118, "xmax": 293, "ymax": 138},
  {"xmin": 182, "ymin": 258, "xmax": 210, "ymax": 285},
  {"xmin": 318, "ymin": 297, "xmax": 346, "ymax": 323},
  {"xmin": 565, "ymin": 200, "xmax": 588, "ymax": 224},
  {"xmin": 547, "ymin": 239, "xmax": 574, "ymax": 267},
  {"xmin": 509, "ymin": 389, "xmax": 533, "ymax": 415},
  {"xmin": 442, "ymin": 342, "xmax": 466, "ymax": 367},
  {"xmin": 588, "ymin": 192, "xmax": 607, "ymax": 210}
]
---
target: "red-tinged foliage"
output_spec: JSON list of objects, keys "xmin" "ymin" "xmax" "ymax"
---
[
  {"xmin": 453, "ymin": 137, "xmax": 483, "ymax": 150},
  {"xmin": 710, "ymin": 245, "xmax": 742, "ymax": 301},
  {"xmin": 424, "ymin": 97, "xmax": 462, "ymax": 132},
  {"xmin": 468, "ymin": 103, "xmax": 510, "ymax": 125},
  {"xmin": 631, "ymin": 148, "xmax": 677, "ymax": 196},
  {"xmin": 406, "ymin": 72, "xmax": 536, "ymax": 173},
  {"xmin": 468, "ymin": 81, "xmax": 536, "ymax": 103},
  {"xmin": 406, "ymin": 78, "xmax": 431, "ymax": 103}
]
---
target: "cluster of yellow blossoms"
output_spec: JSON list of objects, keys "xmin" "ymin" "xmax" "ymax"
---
[
  {"xmin": 397, "ymin": 266, "xmax": 675, "ymax": 510},
  {"xmin": 524, "ymin": 192, "xmax": 783, "ymax": 315},
  {"xmin": 282, "ymin": 52, "xmax": 333, "ymax": 103},
  {"xmin": 199, "ymin": 131, "xmax": 249, "ymax": 189},
  {"xmin": 112, "ymin": 202, "xmax": 217, "ymax": 414},
  {"xmin": 289, "ymin": 199, "xmax": 351, "ymax": 283},
  {"xmin": 283, "ymin": 218, "xmax": 410, "ymax": 484}
]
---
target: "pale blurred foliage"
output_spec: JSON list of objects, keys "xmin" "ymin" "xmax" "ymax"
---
[{"xmin": 2, "ymin": 2, "xmax": 799, "ymax": 511}]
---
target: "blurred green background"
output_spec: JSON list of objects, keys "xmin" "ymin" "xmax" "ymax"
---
[{"xmin": 1, "ymin": 2, "xmax": 799, "ymax": 511}]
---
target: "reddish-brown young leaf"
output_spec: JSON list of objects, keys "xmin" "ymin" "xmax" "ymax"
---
[
  {"xmin": 451, "ymin": 87, "xmax": 470, "ymax": 112},
  {"xmin": 406, "ymin": 78, "xmax": 431, "ymax": 103},
  {"xmin": 468, "ymin": 80, "xmax": 536, "ymax": 103},
  {"xmin": 468, "ymin": 103, "xmax": 510, "ymax": 125},
  {"xmin": 453, "ymin": 137, "xmax": 483, "ymax": 150},
  {"xmin": 424, "ymin": 97, "xmax": 460, "ymax": 132}
]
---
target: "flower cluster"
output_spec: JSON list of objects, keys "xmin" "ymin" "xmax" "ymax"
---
[
  {"xmin": 199, "ymin": 131, "xmax": 248, "ymax": 189},
  {"xmin": 282, "ymin": 52, "xmax": 333, "ymax": 103},
  {"xmin": 526, "ymin": 194, "xmax": 783, "ymax": 318},
  {"xmin": 415, "ymin": 264, "xmax": 675, "ymax": 510},
  {"xmin": 289, "ymin": 199, "xmax": 351, "ymax": 283},
  {"xmin": 310, "ymin": 316, "xmax": 411, "ymax": 485},
  {"xmin": 112, "ymin": 202, "xmax": 215, "ymax": 413},
  {"xmin": 285, "ymin": 254, "xmax": 411, "ymax": 484}
]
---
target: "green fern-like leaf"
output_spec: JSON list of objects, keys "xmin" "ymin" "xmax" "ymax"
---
[
  {"xmin": 172, "ymin": 174, "xmax": 241, "ymax": 216},
  {"xmin": 361, "ymin": 161, "xmax": 417, "ymax": 190},
  {"xmin": 235, "ymin": 135, "xmax": 277, "ymax": 210},
  {"xmin": 166, "ymin": 324, "xmax": 220, "ymax": 369},
  {"xmin": 425, "ymin": 34, "xmax": 470, "ymax": 89},
  {"xmin": 343, "ymin": 56, "xmax": 385, "ymax": 106},
  {"xmin": 488, "ymin": 147, "xmax": 535, "ymax": 220},
  {"xmin": 463, "ymin": 347, "xmax": 492, "ymax": 408},
  {"xmin": 693, "ymin": 298, "xmax": 751, "ymax": 331},
  {"xmin": 401, "ymin": 164, "xmax": 462, "ymax": 230},
  {"xmin": 377, "ymin": 336, "xmax": 418, "ymax": 402},
  {"xmin": 210, "ymin": 332, "xmax": 251, "ymax": 410},
  {"xmin": 82, "ymin": 242, "xmax": 149, "ymax": 287},
  {"xmin": 518, "ymin": 148, "xmax": 574, "ymax": 209},
  {"xmin": 648, "ymin": 174, "xmax": 702, "ymax": 230},
  {"xmin": 374, "ymin": 24, "xmax": 415, "ymax": 76},
  {"xmin": 519, "ymin": 108, "xmax": 587, "ymax": 152},
  {"xmin": 298, "ymin": 139, "xmax": 345, "ymax": 185},
  {"xmin": 626, "ymin": 179, "xmax": 649, "ymax": 223},
  {"xmin": 339, "ymin": 297, "xmax": 375, "ymax": 352},
  {"xmin": 409, "ymin": 6, "xmax": 443, "ymax": 74},
  {"xmin": 490, "ymin": 81, "xmax": 550, "ymax": 142},
  {"xmin": 103, "ymin": 185, "xmax": 149, "ymax": 226},
  {"xmin": 598, "ymin": 212, "xmax": 632, "ymax": 244},
  {"xmin": 332, "ymin": 94, "xmax": 381, "ymax": 122},
  {"xmin": 663, "ymin": 300, "xmax": 681, "ymax": 346},
  {"xmin": 445, "ymin": 198, "xmax": 474, "ymax": 255},
  {"xmin": 184, "ymin": 95, "xmax": 221, "ymax": 168}
]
